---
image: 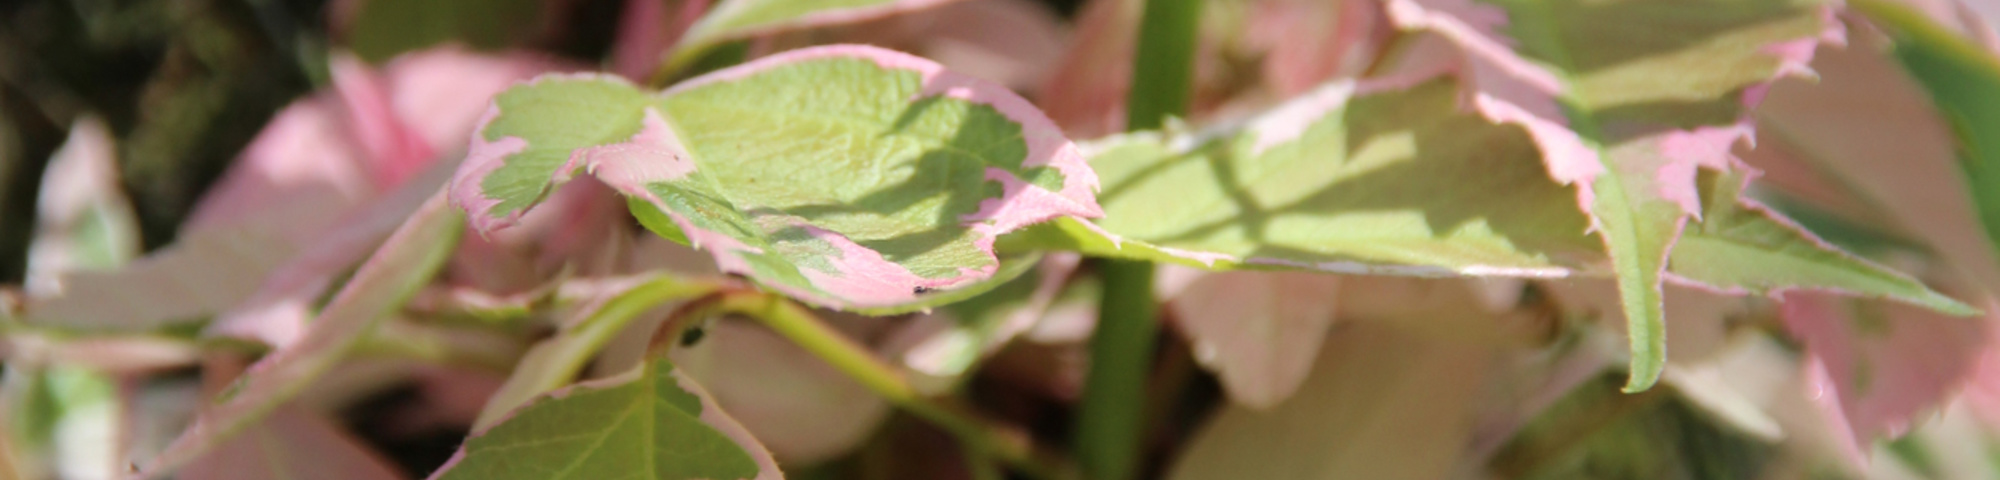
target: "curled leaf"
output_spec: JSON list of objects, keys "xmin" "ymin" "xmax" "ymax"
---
[{"xmin": 450, "ymin": 45, "xmax": 1101, "ymax": 311}]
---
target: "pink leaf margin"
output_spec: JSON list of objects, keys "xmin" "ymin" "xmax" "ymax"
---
[{"xmin": 1384, "ymin": 0, "xmax": 1845, "ymax": 227}]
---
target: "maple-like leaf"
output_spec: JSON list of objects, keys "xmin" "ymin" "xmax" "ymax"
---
[{"xmin": 1385, "ymin": 0, "xmax": 1841, "ymax": 390}]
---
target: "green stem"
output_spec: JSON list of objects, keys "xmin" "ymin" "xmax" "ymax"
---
[
  {"xmin": 471, "ymin": 274, "xmax": 728, "ymax": 430},
  {"xmin": 1075, "ymin": 0, "xmax": 1199, "ymax": 476},
  {"xmin": 680, "ymin": 292, "xmax": 1070, "ymax": 480},
  {"xmin": 1076, "ymin": 261, "xmax": 1159, "ymax": 480},
  {"xmin": 1124, "ymin": 0, "xmax": 1203, "ymax": 131}
]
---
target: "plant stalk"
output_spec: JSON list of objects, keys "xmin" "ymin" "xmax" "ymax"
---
[
  {"xmin": 1074, "ymin": 0, "xmax": 1200, "ymax": 477},
  {"xmin": 1076, "ymin": 260, "xmax": 1160, "ymax": 480}
]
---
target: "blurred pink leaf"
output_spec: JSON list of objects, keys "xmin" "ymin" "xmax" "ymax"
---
[
  {"xmin": 672, "ymin": 320, "xmax": 891, "ymax": 464},
  {"xmin": 1036, "ymin": 0, "xmax": 1139, "ymax": 137},
  {"xmin": 25, "ymin": 48, "xmax": 572, "ymax": 341},
  {"xmin": 194, "ymin": 47, "xmax": 571, "ymax": 239},
  {"xmin": 1248, "ymin": 0, "xmax": 1384, "ymax": 97},
  {"xmin": 180, "ymin": 406, "xmax": 407, "ymax": 480},
  {"xmin": 1166, "ymin": 320, "xmax": 1504, "ymax": 480},
  {"xmin": 1746, "ymin": 30, "xmax": 2000, "ymax": 292},
  {"xmin": 610, "ymin": 0, "xmax": 712, "ymax": 79},
  {"xmin": 23, "ymin": 228, "xmax": 297, "ymax": 333},
  {"xmin": 135, "ymin": 192, "xmax": 462, "ymax": 479},
  {"xmin": 813, "ymin": 0, "xmax": 1067, "ymax": 91},
  {"xmin": 1160, "ymin": 267, "xmax": 1340, "ymax": 409},
  {"xmin": 25, "ymin": 117, "xmax": 138, "ymax": 295},
  {"xmin": 1782, "ymin": 292, "xmax": 1989, "ymax": 464}
]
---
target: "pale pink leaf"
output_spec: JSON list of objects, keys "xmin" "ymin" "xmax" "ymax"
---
[
  {"xmin": 1250, "ymin": 0, "xmax": 1385, "ymax": 97},
  {"xmin": 1167, "ymin": 321, "xmax": 1501, "ymax": 480},
  {"xmin": 671, "ymin": 320, "xmax": 891, "ymax": 464},
  {"xmin": 179, "ymin": 406, "xmax": 407, "ymax": 480},
  {"xmin": 25, "ymin": 117, "xmax": 139, "ymax": 295},
  {"xmin": 133, "ymin": 192, "xmax": 463, "ymax": 479},
  {"xmin": 1782, "ymin": 292, "xmax": 1989, "ymax": 464},
  {"xmin": 1035, "ymin": 0, "xmax": 1140, "ymax": 137},
  {"xmin": 1162, "ymin": 267, "xmax": 1341, "ymax": 409}
]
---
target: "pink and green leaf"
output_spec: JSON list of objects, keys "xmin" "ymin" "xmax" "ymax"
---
[
  {"xmin": 1385, "ymin": 0, "xmax": 1838, "ymax": 391},
  {"xmin": 1853, "ymin": 0, "xmax": 2000, "ymax": 293},
  {"xmin": 431, "ymin": 357, "xmax": 782, "ymax": 480},
  {"xmin": 1744, "ymin": 28, "xmax": 2000, "ymax": 292},
  {"xmin": 450, "ymin": 45, "xmax": 1100, "ymax": 312},
  {"xmin": 1672, "ymin": 170, "xmax": 1975, "ymax": 316}
]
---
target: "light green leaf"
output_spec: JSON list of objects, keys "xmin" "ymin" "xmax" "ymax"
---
[
  {"xmin": 1001, "ymin": 78, "xmax": 1602, "ymax": 276},
  {"xmin": 451, "ymin": 45, "xmax": 1100, "ymax": 311},
  {"xmin": 1673, "ymin": 170, "xmax": 1977, "ymax": 316},
  {"xmin": 432, "ymin": 357, "xmax": 780, "ymax": 480}
]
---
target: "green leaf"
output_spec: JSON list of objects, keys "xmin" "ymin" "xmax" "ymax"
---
[
  {"xmin": 433, "ymin": 357, "xmax": 779, "ymax": 480},
  {"xmin": 1386, "ymin": 0, "xmax": 1835, "ymax": 391},
  {"xmin": 1001, "ymin": 78, "xmax": 1602, "ymax": 276},
  {"xmin": 1673, "ymin": 170, "xmax": 1977, "ymax": 316},
  {"xmin": 450, "ymin": 45, "xmax": 1100, "ymax": 311}
]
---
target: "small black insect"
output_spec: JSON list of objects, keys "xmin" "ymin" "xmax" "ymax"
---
[
  {"xmin": 913, "ymin": 286, "xmax": 934, "ymax": 294},
  {"xmin": 680, "ymin": 325, "xmax": 707, "ymax": 347}
]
